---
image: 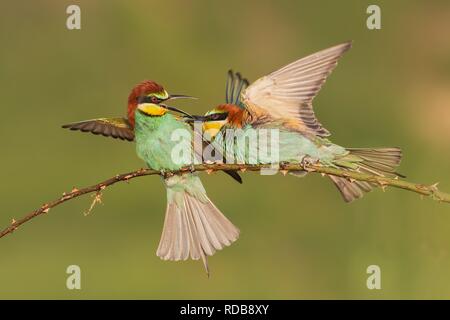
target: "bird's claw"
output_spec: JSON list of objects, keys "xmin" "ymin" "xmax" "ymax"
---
[
  {"xmin": 279, "ymin": 161, "xmax": 289, "ymax": 170},
  {"xmin": 300, "ymin": 156, "xmax": 318, "ymax": 170},
  {"xmin": 160, "ymin": 169, "xmax": 173, "ymax": 179}
]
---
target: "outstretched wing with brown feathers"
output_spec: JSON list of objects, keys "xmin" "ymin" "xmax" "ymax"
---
[
  {"xmin": 62, "ymin": 117, "xmax": 134, "ymax": 141},
  {"xmin": 241, "ymin": 42, "xmax": 352, "ymax": 137}
]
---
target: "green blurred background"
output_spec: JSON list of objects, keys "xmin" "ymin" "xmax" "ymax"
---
[{"xmin": 1, "ymin": 0, "xmax": 450, "ymax": 299}]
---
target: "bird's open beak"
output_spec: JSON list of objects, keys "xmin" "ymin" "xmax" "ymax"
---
[
  {"xmin": 183, "ymin": 115, "xmax": 206, "ymax": 123},
  {"xmin": 137, "ymin": 94, "xmax": 197, "ymax": 117},
  {"xmin": 162, "ymin": 94, "xmax": 198, "ymax": 118},
  {"xmin": 167, "ymin": 94, "xmax": 198, "ymax": 101},
  {"xmin": 160, "ymin": 104, "xmax": 196, "ymax": 119}
]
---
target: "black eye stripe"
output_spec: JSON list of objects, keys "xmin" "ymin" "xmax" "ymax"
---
[
  {"xmin": 208, "ymin": 112, "xmax": 228, "ymax": 121},
  {"xmin": 137, "ymin": 96, "xmax": 162, "ymax": 104}
]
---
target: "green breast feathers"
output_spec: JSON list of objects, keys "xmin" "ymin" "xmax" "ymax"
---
[{"xmin": 134, "ymin": 112, "xmax": 194, "ymax": 171}]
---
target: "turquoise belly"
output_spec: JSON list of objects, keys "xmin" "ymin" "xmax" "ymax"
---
[
  {"xmin": 212, "ymin": 126, "xmax": 346, "ymax": 165},
  {"xmin": 135, "ymin": 112, "xmax": 193, "ymax": 171}
]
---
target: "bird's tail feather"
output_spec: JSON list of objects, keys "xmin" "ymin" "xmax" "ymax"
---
[
  {"xmin": 329, "ymin": 147, "xmax": 403, "ymax": 202},
  {"xmin": 157, "ymin": 174, "xmax": 239, "ymax": 275}
]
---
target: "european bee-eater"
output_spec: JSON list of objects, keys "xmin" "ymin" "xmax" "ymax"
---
[
  {"xmin": 132, "ymin": 81, "xmax": 239, "ymax": 274},
  {"xmin": 62, "ymin": 80, "xmax": 195, "ymax": 141},
  {"xmin": 197, "ymin": 42, "xmax": 402, "ymax": 202},
  {"xmin": 63, "ymin": 80, "xmax": 240, "ymax": 274}
]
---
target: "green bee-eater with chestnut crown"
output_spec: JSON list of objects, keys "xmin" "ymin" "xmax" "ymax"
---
[
  {"xmin": 198, "ymin": 42, "xmax": 403, "ymax": 202},
  {"xmin": 132, "ymin": 82, "xmax": 239, "ymax": 274},
  {"xmin": 63, "ymin": 81, "xmax": 240, "ymax": 274},
  {"xmin": 62, "ymin": 81, "xmax": 197, "ymax": 142}
]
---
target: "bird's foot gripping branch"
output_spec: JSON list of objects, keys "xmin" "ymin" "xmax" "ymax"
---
[{"xmin": 1, "ymin": 162, "xmax": 449, "ymax": 240}]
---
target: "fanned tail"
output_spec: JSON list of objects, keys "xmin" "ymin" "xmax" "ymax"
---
[
  {"xmin": 329, "ymin": 147, "xmax": 403, "ymax": 202},
  {"xmin": 157, "ymin": 173, "xmax": 239, "ymax": 276}
]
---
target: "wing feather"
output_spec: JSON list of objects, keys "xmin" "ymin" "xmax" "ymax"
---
[
  {"xmin": 186, "ymin": 119, "xmax": 243, "ymax": 184},
  {"xmin": 62, "ymin": 117, "xmax": 134, "ymax": 141},
  {"xmin": 226, "ymin": 70, "xmax": 249, "ymax": 108},
  {"xmin": 242, "ymin": 41, "xmax": 352, "ymax": 137}
]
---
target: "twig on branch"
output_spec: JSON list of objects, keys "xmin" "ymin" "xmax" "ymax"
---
[{"xmin": 1, "ymin": 163, "xmax": 449, "ymax": 240}]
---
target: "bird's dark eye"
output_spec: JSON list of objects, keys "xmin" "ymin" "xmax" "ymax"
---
[
  {"xmin": 137, "ymin": 96, "xmax": 161, "ymax": 104},
  {"xmin": 209, "ymin": 112, "xmax": 228, "ymax": 121}
]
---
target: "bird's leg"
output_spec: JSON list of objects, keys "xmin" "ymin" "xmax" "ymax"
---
[
  {"xmin": 160, "ymin": 169, "xmax": 174, "ymax": 179},
  {"xmin": 276, "ymin": 161, "xmax": 290, "ymax": 176},
  {"xmin": 300, "ymin": 155, "xmax": 319, "ymax": 171},
  {"xmin": 279, "ymin": 161, "xmax": 289, "ymax": 170}
]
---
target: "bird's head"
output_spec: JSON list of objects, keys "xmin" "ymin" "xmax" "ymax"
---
[
  {"xmin": 127, "ymin": 80, "xmax": 196, "ymax": 127},
  {"xmin": 200, "ymin": 104, "xmax": 243, "ymax": 139}
]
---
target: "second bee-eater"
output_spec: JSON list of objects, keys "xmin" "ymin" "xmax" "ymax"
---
[{"xmin": 197, "ymin": 42, "xmax": 403, "ymax": 202}]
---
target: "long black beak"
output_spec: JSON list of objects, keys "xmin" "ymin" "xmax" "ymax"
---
[
  {"xmin": 167, "ymin": 94, "xmax": 198, "ymax": 101},
  {"xmin": 154, "ymin": 94, "xmax": 197, "ymax": 118},
  {"xmin": 161, "ymin": 94, "xmax": 198, "ymax": 118},
  {"xmin": 184, "ymin": 115, "xmax": 206, "ymax": 122},
  {"xmin": 160, "ymin": 103, "xmax": 195, "ymax": 119}
]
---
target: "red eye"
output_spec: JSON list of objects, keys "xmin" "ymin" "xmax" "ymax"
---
[{"xmin": 151, "ymin": 96, "xmax": 159, "ymax": 103}]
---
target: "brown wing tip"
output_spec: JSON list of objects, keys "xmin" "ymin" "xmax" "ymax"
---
[
  {"xmin": 61, "ymin": 122, "xmax": 134, "ymax": 142},
  {"xmin": 334, "ymin": 40, "xmax": 353, "ymax": 54},
  {"xmin": 322, "ymin": 41, "xmax": 352, "ymax": 57}
]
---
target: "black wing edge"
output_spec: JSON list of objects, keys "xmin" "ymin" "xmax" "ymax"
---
[
  {"xmin": 61, "ymin": 119, "xmax": 135, "ymax": 142},
  {"xmin": 226, "ymin": 70, "xmax": 249, "ymax": 107}
]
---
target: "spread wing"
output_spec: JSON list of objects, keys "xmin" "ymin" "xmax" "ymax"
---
[
  {"xmin": 62, "ymin": 117, "xmax": 134, "ymax": 141},
  {"xmin": 241, "ymin": 41, "xmax": 352, "ymax": 137},
  {"xmin": 226, "ymin": 70, "xmax": 249, "ymax": 108}
]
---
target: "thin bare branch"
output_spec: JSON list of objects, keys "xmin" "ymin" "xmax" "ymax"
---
[{"xmin": 1, "ymin": 163, "xmax": 449, "ymax": 239}]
